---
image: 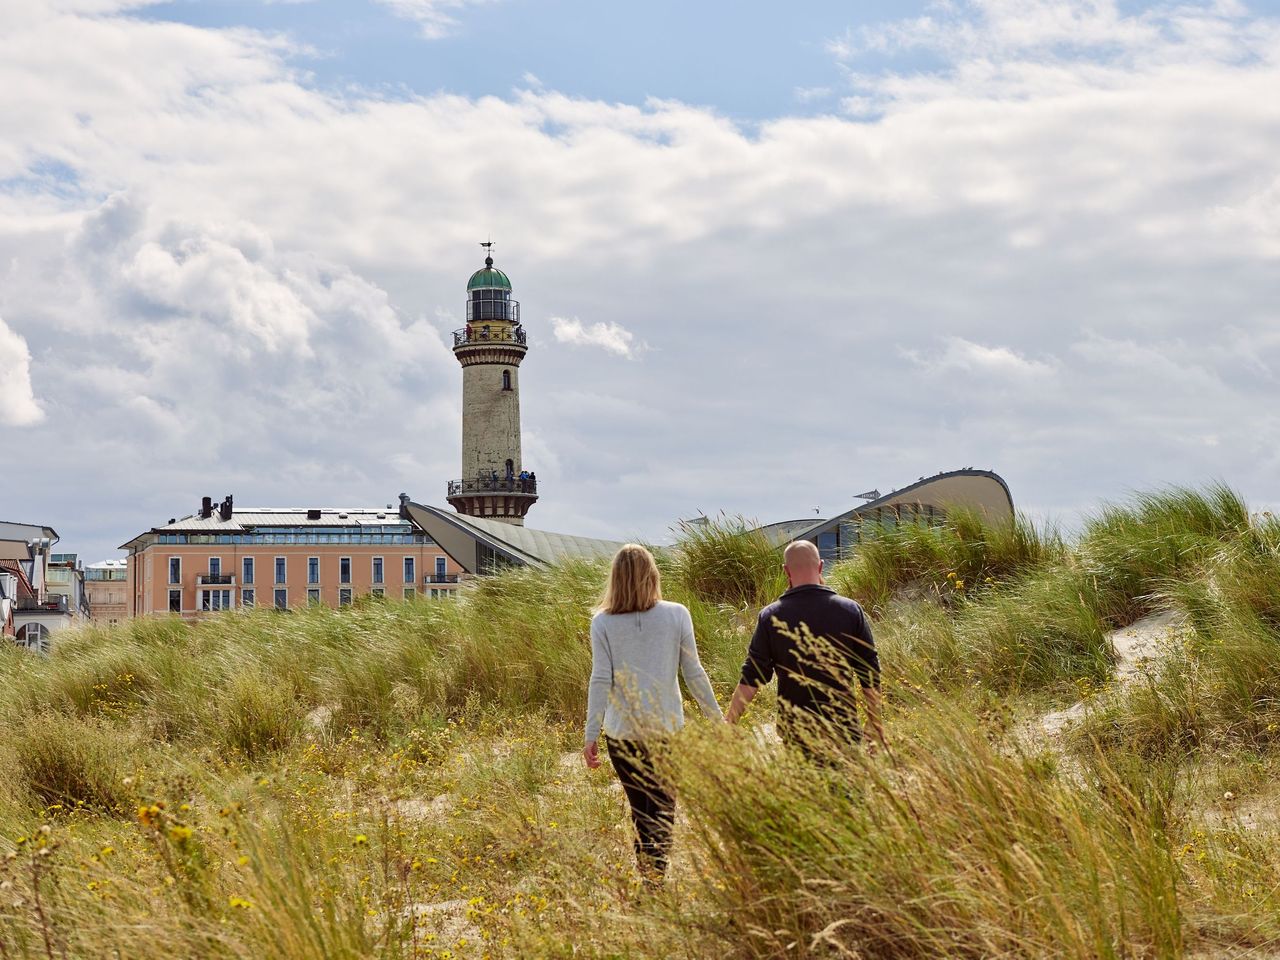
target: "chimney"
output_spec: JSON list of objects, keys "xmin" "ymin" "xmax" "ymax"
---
[
  {"xmin": 219, "ymin": 495, "xmax": 234, "ymax": 522},
  {"xmin": 306, "ymin": 509, "xmax": 322, "ymax": 521},
  {"xmin": 399, "ymin": 492, "xmax": 411, "ymax": 519},
  {"xmin": 200, "ymin": 496, "xmax": 213, "ymax": 520}
]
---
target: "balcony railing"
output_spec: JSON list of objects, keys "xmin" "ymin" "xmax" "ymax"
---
[
  {"xmin": 424, "ymin": 573, "xmax": 461, "ymax": 584},
  {"xmin": 16, "ymin": 596, "xmax": 69, "ymax": 613},
  {"xmin": 197, "ymin": 573, "xmax": 236, "ymax": 586},
  {"xmin": 453, "ymin": 325, "xmax": 527, "ymax": 348},
  {"xmin": 447, "ymin": 477, "xmax": 538, "ymax": 497},
  {"xmin": 465, "ymin": 299, "xmax": 520, "ymax": 324}
]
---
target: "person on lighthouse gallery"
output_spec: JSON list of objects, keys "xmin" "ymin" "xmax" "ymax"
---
[{"xmin": 583, "ymin": 544, "xmax": 723, "ymax": 884}]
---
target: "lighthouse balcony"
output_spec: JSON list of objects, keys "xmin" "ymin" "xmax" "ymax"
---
[
  {"xmin": 447, "ymin": 476, "xmax": 538, "ymax": 498},
  {"xmin": 453, "ymin": 324, "xmax": 526, "ymax": 348}
]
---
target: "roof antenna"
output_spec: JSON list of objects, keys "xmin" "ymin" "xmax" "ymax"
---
[{"xmin": 480, "ymin": 238, "xmax": 495, "ymax": 268}]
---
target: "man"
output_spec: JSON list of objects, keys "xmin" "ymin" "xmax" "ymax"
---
[{"xmin": 725, "ymin": 540, "xmax": 885, "ymax": 755}]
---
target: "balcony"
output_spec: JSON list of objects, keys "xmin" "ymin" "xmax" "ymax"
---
[
  {"xmin": 424, "ymin": 573, "xmax": 461, "ymax": 584},
  {"xmin": 464, "ymin": 298, "xmax": 520, "ymax": 324},
  {"xmin": 452, "ymin": 325, "xmax": 527, "ymax": 348},
  {"xmin": 16, "ymin": 596, "xmax": 69, "ymax": 613},
  {"xmin": 196, "ymin": 573, "xmax": 236, "ymax": 586},
  {"xmin": 446, "ymin": 476, "xmax": 538, "ymax": 498}
]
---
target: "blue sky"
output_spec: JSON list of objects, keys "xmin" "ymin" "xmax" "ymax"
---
[
  {"xmin": 2, "ymin": 0, "xmax": 1280, "ymax": 561},
  {"xmin": 137, "ymin": 0, "xmax": 933, "ymax": 119}
]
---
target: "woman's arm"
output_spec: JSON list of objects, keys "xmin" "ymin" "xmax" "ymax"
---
[
  {"xmin": 584, "ymin": 616, "xmax": 612, "ymax": 752},
  {"xmin": 678, "ymin": 606, "xmax": 724, "ymax": 721}
]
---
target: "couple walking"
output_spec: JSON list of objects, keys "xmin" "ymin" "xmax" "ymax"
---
[{"xmin": 583, "ymin": 540, "xmax": 884, "ymax": 885}]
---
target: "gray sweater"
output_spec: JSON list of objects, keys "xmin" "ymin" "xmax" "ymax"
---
[{"xmin": 585, "ymin": 600, "xmax": 724, "ymax": 745}]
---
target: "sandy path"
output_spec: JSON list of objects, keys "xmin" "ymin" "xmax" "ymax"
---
[{"xmin": 1038, "ymin": 609, "xmax": 1184, "ymax": 738}]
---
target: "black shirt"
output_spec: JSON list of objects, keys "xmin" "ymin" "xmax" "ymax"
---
[{"xmin": 740, "ymin": 584, "xmax": 880, "ymax": 725}]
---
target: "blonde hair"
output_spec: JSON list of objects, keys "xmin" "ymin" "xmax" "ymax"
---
[{"xmin": 598, "ymin": 544, "xmax": 662, "ymax": 615}]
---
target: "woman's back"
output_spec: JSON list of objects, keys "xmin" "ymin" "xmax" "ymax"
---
[{"xmin": 585, "ymin": 600, "xmax": 721, "ymax": 743}]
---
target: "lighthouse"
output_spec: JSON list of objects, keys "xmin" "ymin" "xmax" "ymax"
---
[{"xmin": 445, "ymin": 244, "xmax": 538, "ymax": 524}]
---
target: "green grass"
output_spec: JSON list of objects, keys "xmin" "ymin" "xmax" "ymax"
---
[{"xmin": 0, "ymin": 485, "xmax": 1279, "ymax": 958}]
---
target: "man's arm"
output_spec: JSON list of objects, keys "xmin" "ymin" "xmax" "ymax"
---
[
  {"xmin": 729, "ymin": 612, "xmax": 775, "ymax": 724},
  {"xmin": 853, "ymin": 605, "xmax": 886, "ymax": 748},
  {"xmin": 724, "ymin": 683, "xmax": 757, "ymax": 724}
]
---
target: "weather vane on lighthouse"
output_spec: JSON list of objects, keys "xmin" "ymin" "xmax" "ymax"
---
[{"xmin": 480, "ymin": 238, "xmax": 495, "ymax": 267}]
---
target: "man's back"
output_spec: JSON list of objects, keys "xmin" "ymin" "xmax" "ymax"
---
[{"xmin": 742, "ymin": 584, "xmax": 879, "ymax": 731}]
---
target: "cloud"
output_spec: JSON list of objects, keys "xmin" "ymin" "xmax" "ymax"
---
[
  {"xmin": 905, "ymin": 338, "xmax": 1056, "ymax": 379},
  {"xmin": 372, "ymin": 0, "xmax": 497, "ymax": 39},
  {"xmin": 0, "ymin": 316, "xmax": 43, "ymax": 426},
  {"xmin": 551, "ymin": 317, "xmax": 642, "ymax": 358},
  {"xmin": 2, "ymin": 0, "xmax": 1280, "ymax": 560}
]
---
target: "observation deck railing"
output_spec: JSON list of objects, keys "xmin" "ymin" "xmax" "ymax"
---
[
  {"xmin": 453, "ymin": 325, "xmax": 527, "ymax": 348},
  {"xmin": 447, "ymin": 476, "xmax": 538, "ymax": 497}
]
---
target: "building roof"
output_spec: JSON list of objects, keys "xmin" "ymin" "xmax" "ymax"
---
[
  {"xmin": 788, "ymin": 469, "xmax": 1015, "ymax": 543},
  {"xmin": 87, "ymin": 559, "xmax": 129, "ymax": 570},
  {"xmin": 0, "ymin": 520, "xmax": 58, "ymax": 543},
  {"xmin": 407, "ymin": 503, "xmax": 623, "ymax": 570},
  {"xmin": 467, "ymin": 264, "xmax": 513, "ymax": 291},
  {"xmin": 119, "ymin": 507, "xmax": 416, "ymax": 549},
  {"xmin": 755, "ymin": 518, "xmax": 827, "ymax": 547}
]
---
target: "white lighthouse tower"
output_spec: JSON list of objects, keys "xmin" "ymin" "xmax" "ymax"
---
[{"xmin": 445, "ymin": 244, "xmax": 538, "ymax": 525}]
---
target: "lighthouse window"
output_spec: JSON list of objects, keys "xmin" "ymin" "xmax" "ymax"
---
[{"xmin": 502, "ymin": 370, "xmax": 512, "ymax": 390}]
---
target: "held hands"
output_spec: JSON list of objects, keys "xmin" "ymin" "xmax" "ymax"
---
[{"xmin": 583, "ymin": 740, "xmax": 601, "ymax": 769}]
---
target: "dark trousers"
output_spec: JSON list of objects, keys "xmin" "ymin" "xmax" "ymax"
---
[{"xmin": 605, "ymin": 738, "xmax": 674, "ymax": 877}]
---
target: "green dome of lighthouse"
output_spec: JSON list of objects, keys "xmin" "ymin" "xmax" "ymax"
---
[{"xmin": 467, "ymin": 260, "xmax": 512, "ymax": 291}]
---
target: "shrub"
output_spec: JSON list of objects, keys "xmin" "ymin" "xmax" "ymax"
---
[
  {"xmin": 829, "ymin": 508, "xmax": 1064, "ymax": 614},
  {"xmin": 10, "ymin": 712, "xmax": 136, "ymax": 813},
  {"xmin": 669, "ymin": 517, "xmax": 786, "ymax": 609}
]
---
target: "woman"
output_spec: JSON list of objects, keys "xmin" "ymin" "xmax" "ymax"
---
[{"xmin": 583, "ymin": 544, "xmax": 723, "ymax": 884}]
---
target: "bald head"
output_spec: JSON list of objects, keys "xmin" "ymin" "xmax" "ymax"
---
[{"xmin": 783, "ymin": 540, "xmax": 823, "ymax": 586}]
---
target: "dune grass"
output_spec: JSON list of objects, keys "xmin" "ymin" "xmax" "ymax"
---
[{"xmin": 1, "ymin": 484, "xmax": 1278, "ymax": 957}]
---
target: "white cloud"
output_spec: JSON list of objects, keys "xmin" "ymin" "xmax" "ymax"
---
[
  {"xmin": 551, "ymin": 317, "xmax": 641, "ymax": 358},
  {"xmin": 373, "ymin": 0, "xmax": 497, "ymax": 39},
  {"xmin": 1, "ymin": 0, "xmax": 1280, "ymax": 558},
  {"xmin": 0, "ymin": 316, "xmax": 43, "ymax": 426},
  {"xmin": 906, "ymin": 338, "xmax": 1056, "ymax": 379}
]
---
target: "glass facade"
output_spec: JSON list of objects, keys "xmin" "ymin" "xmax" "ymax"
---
[{"xmin": 154, "ymin": 526, "xmax": 432, "ymax": 546}]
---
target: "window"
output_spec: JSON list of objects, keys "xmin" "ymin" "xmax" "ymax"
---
[
  {"xmin": 209, "ymin": 557, "xmax": 221, "ymax": 577},
  {"xmin": 372, "ymin": 557, "xmax": 384, "ymax": 584},
  {"xmin": 435, "ymin": 556, "xmax": 447, "ymax": 581},
  {"xmin": 242, "ymin": 557, "xmax": 255, "ymax": 585},
  {"xmin": 307, "ymin": 588, "xmax": 321, "ymax": 605},
  {"xmin": 242, "ymin": 589, "xmax": 255, "ymax": 608},
  {"xmin": 308, "ymin": 557, "xmax": 320, "ymax": 585},
  {"xmin": 201, "ymin": 589, "xmax": 232, "ymax": 611},
  {"xmin": 403, "ymin": 557, "xmax": 415, "ymax": 584},
  {"xmin": 339, "ymin": 588, "xmax": 352, "ymax": 607},
  {"xmin": 339, "ymin": 557, "xmax": 351, "ymax": 584},
  {"xmin": 168, "ymin": 557, "xmax": 181, "ymax": 585},
  {"xmin": 371, "ymin": 587, "xmax": 385, "ymax": 598},
  {"xmin": 273, "ymin": 589, "xmax": 288, "ymax": 610},
  {"xmin": 817, "ymin": 532, "xmax": 838, "ymax": 562},
  {"xmin": 275, "ymin": 557, "xmax": 287, "ymax": 584},
  {"xmin": 16, "ymin": 623, "xmax": 50, "ymax": 655},
  {"xmin": 403, "ymin": 587, "xmax": 416, "ymax": 600},
  {"xmin": 168, "ymin": 589, "xmax": 182, "ymax": 613},
  {"xmin": 502, "ymin": 369, "xmax": 512, "ymax": 390}
]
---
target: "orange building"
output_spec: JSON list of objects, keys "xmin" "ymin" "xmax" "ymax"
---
[{"xmin": 121, "ymin": 497, "xmax": 461, "ymax": 618}]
